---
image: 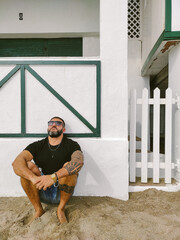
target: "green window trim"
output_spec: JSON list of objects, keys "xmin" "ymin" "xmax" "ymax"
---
[
  {"xmin": 0, "ymin": 60, "xmax": 101, "ymax": 138},
  {"xmin": 141, "ymin": 0, "xmax": 180, "ymax": 76}
]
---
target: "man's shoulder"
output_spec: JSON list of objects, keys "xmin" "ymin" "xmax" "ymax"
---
[
  {"xmin": 25, "ymin": 137, "xmax": 47, "ymax": 150},
  {"xmin": 63, "ymin": 135, "xmax": 81, "ymax": 151},
  {"xmin": 63, "ymin": 136, "xmax": 78, "ymax": 144},
  {"xmin": 31, "ymin": 137, "xmax": 47, "ymax": 145}
]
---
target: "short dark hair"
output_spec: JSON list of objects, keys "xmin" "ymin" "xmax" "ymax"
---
[{"xmin": 50, "ymin": 116, "xmax": 65, "ymax": 127}]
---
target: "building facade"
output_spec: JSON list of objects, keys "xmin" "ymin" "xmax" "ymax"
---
[{"xmin": 1, "ymin": 0, "xmax": 179, "ymax": 199}]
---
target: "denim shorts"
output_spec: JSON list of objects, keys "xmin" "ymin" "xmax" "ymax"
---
[
  {"xmin": 39, "ymin": 171, "xmax": 60, "ymax": 204},
  {"xmin": 39, "ymin": 184, "xmax": 60, "ymax": 204}
]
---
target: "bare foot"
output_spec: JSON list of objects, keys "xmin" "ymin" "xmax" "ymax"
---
[
  {"xmin": 34, "ymin": 208, "xmax": 45, "ymax": 219},
  {"xmin": 28, "ymin": 209, "xmax": 45, "ymax": 225},
  {"xmin": 57, "ymin": 209, "xmax": 68, "ymax": 224}
]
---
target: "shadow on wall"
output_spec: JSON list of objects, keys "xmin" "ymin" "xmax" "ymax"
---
[{"xmin": 75, "ymin": 151, "xmax": 113, "ymax": 196}]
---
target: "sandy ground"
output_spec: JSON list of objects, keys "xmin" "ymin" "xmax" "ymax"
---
[{"xmin": 1, "ymin": 189, "xmax": 180, "ymax": 240}]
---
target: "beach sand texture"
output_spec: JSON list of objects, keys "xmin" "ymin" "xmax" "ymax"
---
[{"xmin": 1, "ymin": 189, "xmax": 180, "ymax": 240}]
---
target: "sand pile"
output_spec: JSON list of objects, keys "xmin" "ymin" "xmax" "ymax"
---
[{"xmin": 1, "ymin": 189, "xmax": 180, "ymax": 240}]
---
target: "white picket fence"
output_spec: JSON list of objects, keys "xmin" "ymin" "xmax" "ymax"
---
[{"xmin": 129, "ymin": 88, "xmax": 176, "ymax": 184}]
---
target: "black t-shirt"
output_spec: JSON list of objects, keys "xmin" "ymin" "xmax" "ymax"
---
[{"xmin": 25, "ymin": 136, "xmax": 81, "ymax": 174}]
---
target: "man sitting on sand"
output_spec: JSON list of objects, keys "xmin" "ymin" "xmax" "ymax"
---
[{"xmin": 12, "ymin": 116, "xmax": 84, "ymax": 224}]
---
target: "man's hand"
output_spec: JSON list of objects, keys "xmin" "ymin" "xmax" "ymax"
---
[{"xmin": 33, "ymin": 175, "xmax": 54, "ymax": 190}]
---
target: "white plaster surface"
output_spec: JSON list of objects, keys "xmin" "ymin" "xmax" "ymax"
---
[
  {"xmin": 128, "ymin": 39, "xmax": 149, "ymax": 137},
  {"xmin": 1, "ymin": 138, "xmax": 128, "ymax": 200},
  {"xmin": 0, "ymin": 0, "xmax": 99, "ymax": 35},
  {"xmin": 0, "ymin": 69, "xmax": 21, "ymax": 133},
  {"xmin": 172, "ymin": 0, "xmax": 180, "ymax": 31},
  {"xmin": 83, "ymin": 37, "xmax": 100, "ymax": 57}
]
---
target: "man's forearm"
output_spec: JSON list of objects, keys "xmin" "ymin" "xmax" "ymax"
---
[
  {"xmin": 55, "ymin": 167, "xmax": 69, "ymax": 179},
  {"xmin": 56, "ymin": 150, "xmax": 84, "ymax": 179}
]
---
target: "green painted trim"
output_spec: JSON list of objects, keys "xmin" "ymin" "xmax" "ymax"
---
[
  {"xmin": 141, "ymin": 32, "xmax": 164, "ymax": 76},
  {"xmin": 165, "ymin": 0, "xmax": 171, "ymax": 32},
  {"xmin": 141, "ymin": 30, "xmax": 180, "ymax": 76},
  {"xmin": 96, "ymin": 61, "xmax": 101, "ymax": 136},
  {"xmin": 0, "ymin": 60, "xmax": 101, "ymax": 138},
  {"xmin": 164, "ymin": 31, "xmax": 180, "ymax": 40},
  {"xmin": 21, "ymin": 66, "xmax": 26, "ymax": 134},
  {"xmin": 0, "ymin": 60, "xmax": 100, "ymax": 65},
  {"xmin": 0, "ymin": 133, "xmax": 97, "ymax": 138},
  {"xmin": 25, "ymin": 65, "xmax": 96, "ymax": 134},
  {"xmin": 0, "ymin": 65, "xmax": 20, "ymax": 88}
]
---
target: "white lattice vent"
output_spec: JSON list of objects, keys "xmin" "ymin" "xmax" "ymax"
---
[{"xmin": 128, "ymin": 0, "xmax": 141, "ymax": 39}]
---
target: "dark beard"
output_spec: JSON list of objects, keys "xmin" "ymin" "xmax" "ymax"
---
[{"xmin": 48, "ymin": 128, "xmax": 63, "ymax": 138}]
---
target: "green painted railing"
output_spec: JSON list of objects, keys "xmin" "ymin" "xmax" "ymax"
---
[{"xmin": 0, "ymin": 60, "xmax": 101, "ymax": 138}]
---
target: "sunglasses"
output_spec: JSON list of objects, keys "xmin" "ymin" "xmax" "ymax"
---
[{"xmin": 48, "ymin": 121, "xmax": 63, "ymax": 126}]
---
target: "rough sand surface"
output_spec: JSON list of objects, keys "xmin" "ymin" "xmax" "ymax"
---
[{"xmin": 1, "ymin": 189, "xmax": 180, "ymax": 240}]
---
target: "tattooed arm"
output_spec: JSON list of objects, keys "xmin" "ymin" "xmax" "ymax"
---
[
  {"xmin": 64, "ymin": 150, "xmax": 84, "ymax": 175},
  {"xmin": 55, "ymin": 150, "xmax": 84, "ymax": 179}
]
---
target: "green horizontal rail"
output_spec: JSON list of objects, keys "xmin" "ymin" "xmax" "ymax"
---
[{"xmin": 0, "ymin": 133, "xmax": 99, "ymax": 138}]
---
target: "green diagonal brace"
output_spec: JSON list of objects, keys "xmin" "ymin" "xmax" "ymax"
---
[
  {"xmin": 25, "ymin": 65, "xmax": 96, "ymax": 133},
  {"xmin": 0, "ymin": 65, "xmax": 21, "ymax": 88},
  {"xmin": 21, "ymin": 65, "xmax": 26, "ymax": 134}
]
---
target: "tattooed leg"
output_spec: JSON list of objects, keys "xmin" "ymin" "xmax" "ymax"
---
[
  {"xmin": 57, "ymin": 151, "xmax": 83, "ymax": 223},
  {"xmin": 57, "ymin": 173, "xmax": 78, "ymax": 224}
]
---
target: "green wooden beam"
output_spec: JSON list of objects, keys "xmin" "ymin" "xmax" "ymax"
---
[
  {"xmin": 96, "ymin": 61, "xmax": 101, "ymax": 136},
  {"xmin": 21, "ymin": 65, "xmax": 26, "ymax": 134},
  {"xmin": 0, "ymin": 65, "xmax": 20, "ymax": 88},
  {"xmin": 164, "ymin": 31, "xmax": 180, "ymax": 40},
  {"xmin": 165, "ymin": 0, "xmax": 172, "ymax": 32},
  {"xmin": 0, "ymin": 133, "xmax": 97, "ymax": 138},
  {"xmin": 0, "ymin": 60, "xmax": 100, "ymax": 65}
]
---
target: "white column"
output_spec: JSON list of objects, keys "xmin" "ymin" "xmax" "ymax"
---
[
  {"xmin": 99, "ymin": 0, "xmax": 128, "ymax": 200},
  {"xmin": 169, "ymin": 44, "xmax": 180, "ymax": 181},
  {"xmin": 100, "ymin": 0, "xmax": 128, "ymax": 138}
]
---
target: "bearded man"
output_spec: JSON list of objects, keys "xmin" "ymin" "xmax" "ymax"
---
[{"xmin": 12, "ymin": 116, "xmax": 84, "ymax": 224}]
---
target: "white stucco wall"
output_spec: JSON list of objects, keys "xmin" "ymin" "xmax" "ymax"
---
[
  {"xmin": 142, "ymin": 0, "xmax": 165, "ymax": 64},
  {"xmin": 0, "ymin": 0, "xmax": 99, "ymax": 35},
  {"xmin": 172, "ymin": 0, "xmax": 180, "ymax": 31},
  {"xmin": 128, "ymin": 39, "xmax": 149, "ymax": 137},
  {"xmin": 83, "ymin": 37, "xmax": 100, "ymax": 57},
  {"xmin": 0, "ymin": 0, "xmax": 128, "ymax": 200},
  {"xmin": 1, "ymin": 138, "xmax": 127, "ymax": 199}
]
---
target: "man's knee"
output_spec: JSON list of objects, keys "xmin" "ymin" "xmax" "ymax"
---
[
  {"xmin": 59, "ymin": 174, "xmax": 78, "ymax": 194},
  {"xmin": 59, "ymin": 173, "xmax": 77, "ymax": 185}
]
